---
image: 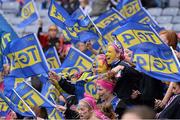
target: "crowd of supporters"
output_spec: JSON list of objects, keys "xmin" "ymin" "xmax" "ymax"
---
[{"xmin": 0, "ymin": 0, "xmax": 180, "ymax": 119}]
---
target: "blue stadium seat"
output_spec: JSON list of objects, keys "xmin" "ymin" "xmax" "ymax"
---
[
  {"xmin": 173, "ymin": 24, "xmax": 180, "ymax": 32},
  {"xmin": 159, "ymin": 23, "xmax": 173, "ymax": 30},
  {"xmin": 162, "ymin": 7, "xmax": 179, "ymax": 16},
  {"xmin": 148, "ymin": 8, "xmax": 162, "ymax": 16},
  {"xmin": 25, "ymin": 25, "xmax": 38, "ymax": 34},
  {"xmin": 156, "ymin": 16, "xmax": 173, "ymax": 24},
  {"xmin": 39, "ymin": 9, "xmax": 48, "ymax": 18},
  {"xmin": 172, "ymin": 16, "xmax": 180, "ymax": 23},
  {"xmin": 2, "ymin": 1, "xmax": 19, "ymax": 14},
  {"xmin": 169, "ymin": 0, "xmax": 180, "ymax": 7}
]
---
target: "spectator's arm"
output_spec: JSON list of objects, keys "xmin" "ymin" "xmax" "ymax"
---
[{"xmin": 37, "ymin": 20, "xmax": 43, "ymax": 37}]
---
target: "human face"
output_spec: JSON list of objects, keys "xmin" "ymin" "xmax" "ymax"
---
[
  {"xmin": 96, "ymin": 84, "xmax": 109, "ymax": 100},
  {"xmin": 124, "ymin": 49, "xmax": 132, "ymax": 62},
  {"xmin": 77, "ymin": 101, "xmax": 92, "ymax": 120},
  {"xmin": 105, "ymin": 45, "xmax": 117, "ymax": 65},
  {"xmin": 93, "ymin": 59, "xmax": 108, "ymax": 74},
  {"xmin": 160, "ymin": 34, "xmax": 168, "ymax": 45},
  {"xmin": 48, "ymin": 25, "xmax": 58, "ymax": 38},
  {"xmin": 77, "ymin": 42, "xmax": 86, "ymax": 52},
  {"xmin": 172, "ymin": 82, "xmax": 180, "ymax": 95}
]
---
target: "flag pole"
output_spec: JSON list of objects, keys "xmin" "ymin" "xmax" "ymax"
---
[
  {"xmin": 170, "ymin": 47, "xmax": 180, "ymax": 67},
  {"xmin": 79, "ymin": 7, "xmax": 107, "ymax": 52},
  {"xmin": 12, "ymin": 89, "xmax": 36, "ymax": 118},
  {"xmin": 23, "ymin": 80, "xmax": 56, "ymax": 107}
]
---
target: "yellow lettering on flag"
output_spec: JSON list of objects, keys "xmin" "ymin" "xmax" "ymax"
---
[
  {"xmin": 116, "ymin": 30, "xmax": 162, "ymax": 49},
  {"xmin": 74, "ymin": 56, "xmax": 92, "ymax": 71},
  {"xmin": 1, "ymin": 33, "xmax": 11, "ymax": 49},
  {"xmin": 96, "ymin": 14, "xmax": 123, "ymax": 29},
  {"xmin": 47, "ymin": 57, "xmax": 60, "ymax": 69},
  {"xmin": 133, "ymin": 54, "xmax": 179, "ymax": 74},
  {"xmin": 121, "ymin": 0, "xmax": 141, "ymax": 18},
  {"xmin": 104, "ymin": 26, "xmax": 120, "ymax": 43},
  {"xmin": 14, "ymin": 78, "xmax": 24, "ymax": 88},
  {"xmin": 48, "ymin": 109, "xmax": 63, "ymax": 119},
  {"xmin": 8, "ymin": 46, "xmax": 42, "ymax": 70},
  {"xmin": 50, "ymin": 4, "xmax": 65, "ymax": 22},
  {"xmin": 21, "ymin": 1, "xmax": 35, "ymax": 19},
  {"xmin": 21, "ymin": 90, "xmax": 44, "ymax": 107},
  {"xmin": 0, "ymin": 98, "xmax": 9, "ymax": 112}
]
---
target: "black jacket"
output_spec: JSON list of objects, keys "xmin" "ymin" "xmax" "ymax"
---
[
  {"xmin": 111, "ymin": 60, "xmax": 164, "ymax": 107},
  {"xmin": 158, "ymin": 95, "xmax": 180, "ymax": 119},
  {"xmin": 112, "ymin": 61, "xmax": 141, "ymax": 101}
]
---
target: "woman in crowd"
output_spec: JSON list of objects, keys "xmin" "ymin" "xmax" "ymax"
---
[
  {"xmin": 56, "ymin": 93, "xmax": 109, "ymax": 119},
  {"xmin": 96, "ymin": 78, "xmax": 126, "ymax": 118},
  {"xmin": 106, "ymin": 43, "xmax": 164, "ymax": 107},
  {"xmin": 77, "ymin": 93, "xmax": 108, "ymax": 120},
  {"xmin": 155, "ymin": 30, "xmax": 180, "ymax": 110}
]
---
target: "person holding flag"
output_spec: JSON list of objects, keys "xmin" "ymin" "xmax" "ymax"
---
[
  {"xmin": 105, "ymin": 43, "xmax": 164, "ymax": 108},
  {"xmin": 37, "ymin": 20, "xmax": 60, "ymax": 52}
]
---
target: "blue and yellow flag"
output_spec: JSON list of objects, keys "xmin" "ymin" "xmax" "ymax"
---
[
  {"xmin": 126, "ymin": 7, "xmax": 163, "ymax": 33},
  {"xmin": 113, "ymin": 22, "xmax": 180, "ymax": 81},
  {"xmin": 85, "ymin": 81, "xmax": 98, "ymax": 99},
  {"xmin": 94, "ymin": 8, "xmax": 125, "ymax": 30},
  {"xmin": 41, "ymin": 81, "xmax": 60, "ymax": 103},
  {"xmin": 47, "ymin": 107, "xmax": 65, "ymax": 120},
  {"xmin": 4, "ymin": 76, "xmax": 24, "ymax": 95},
  {"xmin": 0, "ymin": 91, "xmax": 35, "ymax": 117},
  {"xmin": 4, "ymin": 33, "xmax": 49, "ymax": 78},
  {"xmin": 132, "ymin": 43, "xmax": 180, "ymax": 82},
  {"xmin": 53, "ymin": 66, "xmax": 82, "ymax": 77},
  {"xmin": 18, "ymin": 0, "xmax": 39, "ymax": 28},
  {"xmin": 0, "ymin": 97, "xmax": 10, "ymax": 117},
  {"xmin": 41, "ymin": 81, "xmax": 64, "ymax": 119},
  {"xmin": 60, "ymin": 47, "xmax": 93, "ymax": 73},
  {"xmin": 0, "ymin": 13, "xmax": 19, "ymax": 52},
  {"xmin": 45, "ymin": 47, "xmax": 61, "ymax": 69},
  {"xmin": 93, "ymin": 8, "xmax": 126, "ymax": 44},
  {"xmin": 101, "ymin": 19, "xmax": 126, "ymax": 44},
  {"xmin": 113, "ymin": 22, "xmax": 164, "ymax": 51},
  {"xmin": 14, "ymin": 81, "xmax": 56, "ymax": 108},
  {"xmin": 0, "ymin": 51, "xmax": 3, "ymax": 71},
  {"xmin": 116, "ymin": 0, "xmax": 142, "ymax": 18},
  {"xmin": 48, "ymin": 0, "xmax": 74, "ymax": 29},
  {"xmin": 48, "ymin": 0, "xmax": 96, "ymax": 41},
  {"xmin": 71, "ymin": 8, "xmax": 86, "ymax": 21}
]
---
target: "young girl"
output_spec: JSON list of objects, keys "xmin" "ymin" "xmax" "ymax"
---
[
  {"xmin": 96, "ymin": 78, "xmax": 126, "ymax": 118},
  {"xmin": 77, "ymin": 94, "xmax": 108, "ymax": 120}
]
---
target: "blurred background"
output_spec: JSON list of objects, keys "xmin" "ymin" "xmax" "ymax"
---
[{"xmin": 0, "ymin": 0, "xmax": 180, "ymax": 37}]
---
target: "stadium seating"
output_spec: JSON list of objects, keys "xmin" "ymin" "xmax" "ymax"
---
[
  {"xmin": 162, "ymin": 7, "xmax": 179, "ymax": 16},
  {"xmin": 169, "ymin": 0, "xmax": 180, "ymax": 7},
  {"xmin": 148, "ymin": 8, "xmax": 162, "ymax": 16}
]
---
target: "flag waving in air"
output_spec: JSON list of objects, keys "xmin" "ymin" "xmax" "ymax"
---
[
  {"xmin": 0, "ymin": 91, "xmax": 36, "ymax": 117},
  {"xmin": 113, "ymin": 22, "xmax": 180, "ymax": 82},
  {"xmin": 116, "ymin": 0, "xmax": 142, "ymax": 18},
  {"xmin": 18, "ymin": 0, "xmax": 39, "ymax": 28},
  {"xmin": 45, "ymin": 47, "xmax": 61, "ymax": 69},
  {"xmin": 59, "ymin": 47, "xmax": 93, "ymax": 75},
  {"xmin": 4, "ymin": 33, "xmax": 49, "ymax": 78},
  {"xmin": 113, "ymin": 22, "xmax": 164, "ymax": 51},
  {"xmin": 14, "ymin": 81, "xmax": 56, "ymax": 108}
]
